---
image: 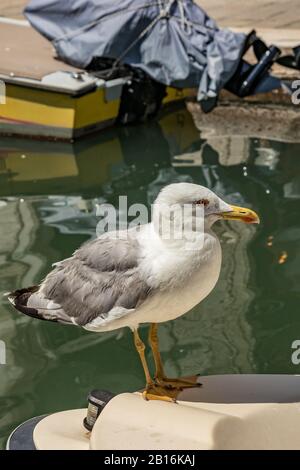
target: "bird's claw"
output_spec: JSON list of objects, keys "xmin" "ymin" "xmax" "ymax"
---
[
  {"xmin": 142, "ymin": 383, "xmax": 177, "ymax": 402},
  {"xmin": 154, "ymin": 375, "xmax": 202, "ymax": 390},
  {"xmin": 141, "ymin": 375, "xmax": 202, "ymax": 402}
]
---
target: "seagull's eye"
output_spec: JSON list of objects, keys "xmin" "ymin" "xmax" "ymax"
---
[{"xmin": 195, "ymin": 198, "xmax": 209, "ymax": 206}]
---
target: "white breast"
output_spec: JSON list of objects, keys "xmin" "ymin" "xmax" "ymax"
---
[{"xmin": 124, "ymin": 228, "xmax": 222, "ymax": 329}]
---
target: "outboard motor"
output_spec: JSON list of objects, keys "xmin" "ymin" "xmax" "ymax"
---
[
  {"xmin": 201, "ymin": 31, "xmax": 284, "ymax": 113},
  {"xmin": 226, "ymin": 31, "xmax": 282, "ymax": 99}
]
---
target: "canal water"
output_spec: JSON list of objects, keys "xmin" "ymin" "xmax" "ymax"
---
[{"xmin": 0, "ymin": 107, "xmax": 300, "ymax": 447}]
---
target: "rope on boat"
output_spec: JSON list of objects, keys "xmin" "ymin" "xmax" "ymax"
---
[{"xmin": 54, "ymin": 0, "xmax": 212, "ymax": 45}]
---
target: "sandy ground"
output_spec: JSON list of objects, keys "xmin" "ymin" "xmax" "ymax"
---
[
  {"xmin": 199, "ymin": 0, "xmax": 300, "ymax": 29},
  {"xmin": 0, "ymin": 1, "xmax": 300, "ymax": 29},
  {"xmin": 0, "ymin": 0, "xmax": 27, "ymax": 19}
]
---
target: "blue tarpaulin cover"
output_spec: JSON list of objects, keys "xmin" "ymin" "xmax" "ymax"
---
[{"xmin": 24, "ymin": 0, "xmax": 248, "ymax": 101}]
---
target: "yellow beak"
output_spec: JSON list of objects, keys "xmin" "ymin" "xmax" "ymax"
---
[{"xmin": 221, "ymin": 205, "xmax": 260, "ymax": 224}]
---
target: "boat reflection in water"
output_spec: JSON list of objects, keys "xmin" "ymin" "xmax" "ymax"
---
[{"xmin": 1, "ymin": 108, "xmax": 300, "ymax": 446}]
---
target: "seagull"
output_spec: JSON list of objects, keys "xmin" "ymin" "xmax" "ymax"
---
[{"xmin": 8, "ymin": 183, "xmax": 259, "ymax": 401}]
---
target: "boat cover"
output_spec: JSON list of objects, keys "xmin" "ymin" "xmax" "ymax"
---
[{"xmin": 24, "ymin": 0, "xmax": 247, "ymax": 101}]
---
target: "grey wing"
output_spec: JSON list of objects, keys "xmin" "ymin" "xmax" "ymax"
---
[{"xmin": 9, "ymin": 234, "xmax": 152, "ymax": 328}]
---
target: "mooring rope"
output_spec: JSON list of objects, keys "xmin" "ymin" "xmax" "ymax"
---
[
  {"xmin": 111, "ymin": 0, "xmax": 191, "ymax": 69},
  {"xmin": 53, "ymin": 0, "xmax": 214, "ymax": 74}
]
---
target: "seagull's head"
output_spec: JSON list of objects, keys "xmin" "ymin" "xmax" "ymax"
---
[{"xmin": 154, "ymin": 183, "xmax": 260, "ymax": 231}]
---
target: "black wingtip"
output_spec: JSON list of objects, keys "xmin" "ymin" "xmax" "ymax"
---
[
  {"xmin": 5, "ymin": 286, "xmax": 57, "ymax": 322},
  {"xmin": 7, "ymin": 286, "xmax": 38, "ymax": 305}
]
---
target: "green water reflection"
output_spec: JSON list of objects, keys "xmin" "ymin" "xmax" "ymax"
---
[{"xmin": 1, "ymin": 108, "xmax": 300, "ymax": 447}]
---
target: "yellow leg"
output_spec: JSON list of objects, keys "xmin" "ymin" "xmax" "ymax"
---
[
  {"xmin": 148, "ymin": 323, "xmax": 165, "ymax": 378},
  {"xmin": 148, "ymin": 323, "xmax": 201, "ymax": 390},
  {"xmin": 133, "ymin": 329, "xmax": 175, "ymax": 402}
]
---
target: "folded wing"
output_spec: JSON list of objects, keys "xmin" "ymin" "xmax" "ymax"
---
[{"xmin": 8, "ymin": 233, "xmax": 152, "ymax": 328}]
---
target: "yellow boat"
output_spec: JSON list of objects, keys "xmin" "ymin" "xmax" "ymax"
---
[{"xmin": 0, "ymin": 18, "xmax": 191, "ymax": 141}]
